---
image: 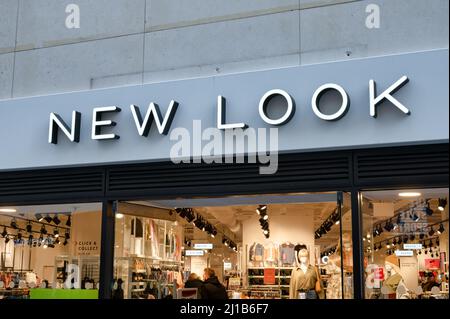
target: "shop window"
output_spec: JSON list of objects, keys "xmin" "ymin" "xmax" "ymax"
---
[
  {"xmin": 0, "ymin": 203, "xmax": 102, "ymax": 300},
  {"xmin": 112, "ymin": 192, "xmax": 353, "ymax": 300},
  {"xmin": 361, "ymin": 188, "xmax": 449, "ymax": 299}
]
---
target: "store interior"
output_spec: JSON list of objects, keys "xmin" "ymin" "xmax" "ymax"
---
[
  {"xmin": 0, "ymin": 203, "xmax": 102, "ymax": 299},
  {"xmin": 361, "ymin": 188, "xmax": 449, "ymax": 299},
  {"xmin": 0, "ymin": 188, "xmax": 448, "ymax": 300}
]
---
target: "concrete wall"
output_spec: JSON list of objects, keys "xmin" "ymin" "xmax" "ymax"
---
[{"xmin": 0, "ymin": 0, "xmax": 448, "ymax": 100}]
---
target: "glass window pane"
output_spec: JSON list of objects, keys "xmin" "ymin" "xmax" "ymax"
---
[{"xmin": 361, "ymin": 188, "xmax": 449, "ymax": 299}]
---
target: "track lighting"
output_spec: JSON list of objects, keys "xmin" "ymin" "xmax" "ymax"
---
[
  {"xmin": 419, "ymin": 233, "xmax": 425, "ymax": 240},
  {"xmin": 40, "ymin": 225, "xmax": 47, "ymax": 235},
  {"xmin": 10, "ymin": 218, "xmax": 18, "ymax": 229},
  {"xmin": 35, "ymin": 213, "xmax": 44, "ymax": 222},
  {"xmin": 437, "ymin": 223, "xmax": 445, "ymax": 234},
  {"xmin": 26, "ymin": 222, "xmax": 32, "ymax": 233},
  {"xmin": 44, "ymin": 215, "xmax": 53, "ymax": 223},
  {"xmin": 63, "ymin": 238, "xmax": 68, "ymax": 246},
  {"xmin": 438, "ymin": 198, "xmax": 447, "ymax": 211},
  {"xmin": 429, "ymin": 227, "xmax": 435, "ymax": 236},
  {"xmin": 1, "ymin": 227, "xmax": 7, "ymax": 238},
  {"xmin": 5, "ymin": 236, "xmax": 10, "ymax": 244},
  {"xmin": 17, "ymin": 232, "xmax": 22, "ymax": 240},
  {"xmin": 52, "ymin": 215, "xmax": 61, "ymax": 225},
  {"xmin": 54, "ymin": 228, "xmax": 59, "ymax": 238},
  {"xmin": 66, "ymin": 215, "xmax": 72, "ymax": 227},
  {"xmin": 410, "ymin": 212, "xmax": 420, "ymax": 222},
  {"xmin": 55, "ymin": 237, "xmax": 60, "ymax": 245}
]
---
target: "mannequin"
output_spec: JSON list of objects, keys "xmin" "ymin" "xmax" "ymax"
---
[
  {"xmin": 383, "ymin": 260, "xmax": 406, "ymax": 298},
  {"xmin": 289, "ymin": 245, "xmax": 322, "ymax": 299}
]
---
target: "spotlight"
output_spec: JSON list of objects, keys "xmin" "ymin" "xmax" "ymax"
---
[
  {"xmin": 54, "ymin": 228, "xmax": 59, "ymax": 238},
  {"xmin": 17, "ymin": 232, "xmax": 22, "ymax": 240},
  {"xmin": 26, "ymin": 222, "xmax": 32, "ymax": 233},
  {"xmin": 5, "ymin": 236, "xmax": 10, "ymax": 244},
  {"xmin": 55, "ymin": 237, "xmax": 60, "ymax": 245},
  {"xmin": 40, "ymin": 225, "xmax": 47, "ymax": 235},
  {"xmin": 410, "ymin": 212, "xmax": 420, "ymax": 222},
  {"xmin": 403, "ymin": 235, "xmax": 409, "ymax": 243},
  {"xmin": 53, "ymin": 215, "xmax": 61, "ymax": 225},
  {"xmin": 43, "ymin": 242, "xmax": 48, "ymax": 249},
  {"xmin": 386, "ymin": 242, "xmax": 391, "ymax": 249},
  {"xmin": 10, "ymin": 218, "xmax": 18, "ymax": 229},
  {"xmin": 438, "ymin": 198, "xmax": 447, "ymax": 212},
  {"xmin": 1, "ymin": 227, "xmax": 7, "ymax": 238},
  {"xmin": 66, "ymin": 215, "xmax": 72, "ymax": 227},
  {"xmin": 315, "ymin": 231, "xmax": 322, "ymax": 239},
  {"xmin": 35, "ymin": 213, "xmax": 44, "ymax": 222},
  {"xmin": 256, "ymin": 205, "xmax": 267, "ymax": 215},
  {"xmin": 264, "ymin": 232, "xmax": 270, "ymax": 239},
  {"xmin": 428, "ymin": 227, "xmax": 435, "ymax": 236},
  {"xmin": 437, "ymin": 223, "xmax": 445, "ymax": 234},
  {"xmin": 44, "ymin": 215, "xmax": 53, "ymax": 223},
  {"xmin": 419, "ymin": 233, "xmax": 425, "ymax": 240},
  {"xmin": 424, "ymin": 202, "xmax": 433, "ymax": 216},
  {"xmin": 409, "ymin": 234, "xmax": 415, "ymax": 241}
]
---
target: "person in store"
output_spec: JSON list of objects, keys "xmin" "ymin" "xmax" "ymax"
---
[
  {"xmin": 200, "ymin": 268, "xmax": 228, "ymax": 300},
  {"xmin": 184, "ymin": 273, "xmax": 204, "ymax": 298},
  {"xmin": 422, "ymin": 272, "xmax": 440, "ymax": 292}
]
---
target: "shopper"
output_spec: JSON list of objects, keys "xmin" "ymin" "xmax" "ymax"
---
[
  {"xmin": 201, "ymin": 268, "xmax": 228, "ymax": 300},
  {"xmin": 184, "ymin": 273, "xmax": 204, "ymax": 298}
]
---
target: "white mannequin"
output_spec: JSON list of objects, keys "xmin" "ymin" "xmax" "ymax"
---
[{"xmin": 298, "ymin": 250, "xmax": 309, "ymax": 273}]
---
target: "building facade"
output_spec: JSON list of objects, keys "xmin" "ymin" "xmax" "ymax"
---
[{"xmin": 0, "ymin": 0, "xmax": 448, "ymax": 301}]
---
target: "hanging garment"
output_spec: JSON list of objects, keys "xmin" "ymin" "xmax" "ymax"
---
[
  {"xmin": 279, "ymin": 242, "xmax": 296, "ymax": 266},
  {"xmin": 263, "ymin": 242, "xmax": 279, "ymax": 266}
]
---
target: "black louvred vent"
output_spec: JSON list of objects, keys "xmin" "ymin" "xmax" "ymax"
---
[
  {"xmin": 0, "ymin": 169, "xmax": 105, "ymax": 200},
  {"xmin": 107, "ymin": 152, "xmax": 352, "ymax": 197},
  {"xmin": 354, "ymin": 144, "xmax": 449, "ymax": 187}
]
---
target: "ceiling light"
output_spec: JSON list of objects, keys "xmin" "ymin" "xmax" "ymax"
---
[
  {"xmin": 64, "ymin": 231, "xmax": 70, "ymax": 240},
  {"xmin": 1, "ymin": 227, "xmax": 7, "ymax": 238},
  {"xmin": 399, "ymin": 192, "xmax": 422, "ymax": 197},
  {"xmin": 438, "ymin": 198, "xmax": 447, "ymax": 211},
  {"xmin": 44, "ymin": 215, "xmax": 53, "ymax": 223},
  {"xmin": 263, "ymin": 214, "xmax": 269, "ymax": 221},
  {"xmin": 10, "ymin": 218, "xmax": 18, "ymax": 229},
  {"xmin": 410, "ymin": 212, "xmax": 420, "ymax": 222},
  {"xmin": 43, "ymin": 242, "xmax": 48, "ymax": 249},
  {"xmin": 52, "ymin": 215, "xmax": 61, "ymax": 225},
  {"xmin": 17, "ymin": 232, "xmax": 22, "ymax": 240},
  {"xmin": 5, "ymin": 236, "xmax": 10, "ymax": 244},
  {"xmin": 40, "ymin": 225, "xmax": 47, "ymax": 235},
  {"xmin": 35, "ymin": 213, "xmax": 44, "ymax": 222},
  {"xmin": 437, "ymin": 223, "xmax": 445, "ymax": 234},
  {"xmin": 54, "ymin": 228, "xmax": 59, "ymax": 238},
  {"xmin": 66, "ymin": 215, "xmax": 72, "ymax": 226},
  {"xmin": 424, "ymin": 202, "xmax": 433, "ymax": 216},
  {"xmin": 0, "ymin": 208, "xmax": 17, "ymax": 213},
  {"xmin": 115, "ymin": 213, "xmax": 124, "ymax": 219},
  {"xmin": 55, "ymin": 237, "xmax": 60, "ymax": 245},
  {"xmin": 63, "ymin": 238, "xmax": 68, "ymax": 246},
  {"xmin": 428, "ymin": 227, "xmax": 435, "ymax": 236},
  {"xmin": 263, "ymin": 229, "xmax": 269, "ymax": 235},
  {"xmin": 26, "ymin": 222, "xmax": 32, "ymax": 233}
]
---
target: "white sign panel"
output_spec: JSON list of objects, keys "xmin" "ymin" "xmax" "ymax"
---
[
  {"xmin": 224, "ymin": 262, "xmax": 232, "ymax": 270},
  {"xmin": 395, "ymin": 250, "xmax": 414, "ymax": 257},
  {"xmin": 186, "ymin": 250, "xmax": 204, "ymax": 256},
  {"xmin": 403, "ymin": 244, "xmax": 422, "ymax": 250},
  {"xmin": 194, "ymin": 243, "xmax": 213, "ymax": 250}
]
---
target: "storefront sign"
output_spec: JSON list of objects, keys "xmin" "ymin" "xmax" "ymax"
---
[
  {"xmin": 74, "ymin": 241, "xmax": 99, "ymax": 255},
  {"xmin": 0, "ymin": 49, "xmax": 448, "ymax": 171},
  {"xmin": 395, "ymin": 250, "xmax": 414, "ymax": 257},
  {"xmin": 193, "ymin": 243, "xmax": 213, "ymax": 250},
  {"xmin": 185, "ymin": 250, "xmax": 204, "ymax": 256},
  {"xmin": 403, "ymin": 243, "xmax": 422, "ymax": 250},
  {"xmin": 263, "ymin": 268, "xmax": 276, "ymax": 285}
]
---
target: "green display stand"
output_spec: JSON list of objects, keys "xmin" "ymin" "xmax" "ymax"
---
[{"xmin": 30, "ymin": 288, "xmax": 98, "ymax": 299}]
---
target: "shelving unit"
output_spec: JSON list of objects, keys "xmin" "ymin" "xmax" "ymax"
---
[{"xmin": 247, "ymin": 267, "xmax": 294, "ymax": 299}]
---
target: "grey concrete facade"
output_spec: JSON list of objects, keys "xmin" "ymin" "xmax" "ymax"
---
[{"xmin": 0, "ymin": 0, "xmax": 448, "ymax": 100}]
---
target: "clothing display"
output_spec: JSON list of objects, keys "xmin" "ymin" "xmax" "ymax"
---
[
  {"xmin": 249, "ymin": 242, "xmax": 264, "ymax": 262},
  {"xmin": 289, "ymin": 265, "xmax": 320, "ymax": 299}
]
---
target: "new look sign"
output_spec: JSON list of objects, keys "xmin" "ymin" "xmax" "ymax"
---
[{"xmin": 0, "ymin": 49, "xmax": 448, "ymax": 171}]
